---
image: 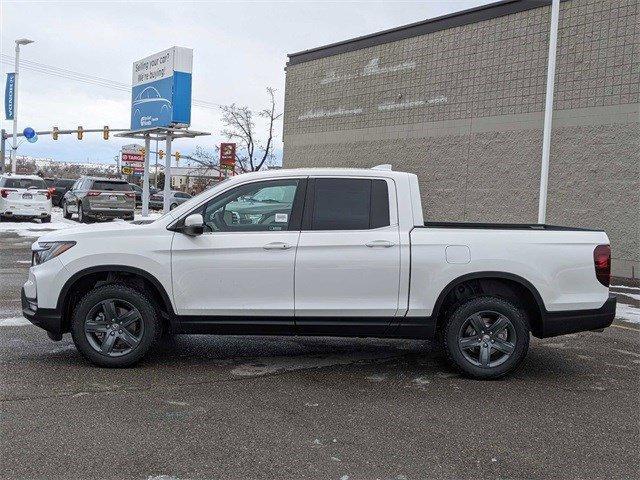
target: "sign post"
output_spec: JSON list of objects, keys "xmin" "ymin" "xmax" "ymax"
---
[
  {"xmin": 142, "ymin": 134, "xmax": 151, "ymax": 216},
  {"xmin": 164, "ymin": 134, "xmax": 172, "ymax": 212}
]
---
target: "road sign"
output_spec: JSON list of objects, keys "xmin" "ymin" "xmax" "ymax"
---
[
  {"xmin": 130, "ymin": 46, "xmax": 193, "ymax": 130},
  {"xmin": 121, "ymin": 166, "xmax": 134, "ymax": 175},
  {"xmin": 4, "ymin": 73, "xmax": 15, "ymax": 120},
  {"xmin": 122, "ymin": 152, "xmax": 144, "ymax": 163},
  {"xmin": 220, "ymin": 142, "xmax": 236, "ymax": 170}
]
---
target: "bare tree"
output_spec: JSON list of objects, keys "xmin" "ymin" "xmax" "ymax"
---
[{"xmin": 220, "ymin": 87, "xmax": 282, "ymax": 172}]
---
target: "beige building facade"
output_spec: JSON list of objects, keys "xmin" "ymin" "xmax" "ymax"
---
[{"xmin": 282, "ymin": 0, "xmax": 639, "ymax": 279}]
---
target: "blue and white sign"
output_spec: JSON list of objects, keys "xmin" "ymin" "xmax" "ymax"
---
[
  {"xmin": 130, "ymin": 46, "xmax": 193, "ymax": 130},
  {"xmin": 5, "ymin": 73, "xmax": 15, "ymax": 120}
]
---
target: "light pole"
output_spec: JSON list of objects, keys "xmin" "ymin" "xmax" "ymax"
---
[
  {"xmin": 537, "ymin": 0, "xmax": 560, "ymax": 223},
  {"xmin": 11, "ymin": 38, "xmax": 35, "ymax": 174}
]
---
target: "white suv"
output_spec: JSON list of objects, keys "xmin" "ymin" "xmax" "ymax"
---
[{"xmin": 0, "ymin": 174, "xmax": 52, "ymax": 223}]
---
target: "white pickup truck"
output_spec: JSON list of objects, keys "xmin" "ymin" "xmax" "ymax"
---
[{"xmin": 22, "ymin": 167, "xmax": 616, "ymax": 378}]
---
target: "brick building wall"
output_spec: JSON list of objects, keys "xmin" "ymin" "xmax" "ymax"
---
[{"xmin": 282, "ymin": 0, "xmax": 639, "ymax": 279}]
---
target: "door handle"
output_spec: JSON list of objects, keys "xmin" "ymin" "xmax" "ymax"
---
[
  {"xmin": 263, "ymin": 242, "xmax": 292, "ymax": 250},
  {"xmin": 365, "ymin": 240, "xmax": 395, "ymax": 248}
]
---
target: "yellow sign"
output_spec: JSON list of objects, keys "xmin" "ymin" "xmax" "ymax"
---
[{"xmin": 121, "ymin": 166, "xmax": 133, "ymax": 175}]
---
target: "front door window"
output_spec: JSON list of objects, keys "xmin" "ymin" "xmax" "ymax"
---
[{"xmin": 201, "ymin": 179, "xmax": 299, "ymax": 232}]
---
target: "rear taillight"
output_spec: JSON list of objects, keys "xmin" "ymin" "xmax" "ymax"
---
[
  {"xmin": 86, "ymin": 191, "xmax": 101, "ymax": 196},
  {"xmin": 594, "ymin": 244, "xmax": 611, "ymax": 287},
  {"xmin": 0, "ymin": 188, "xmax": 17, "ymax": 198}
]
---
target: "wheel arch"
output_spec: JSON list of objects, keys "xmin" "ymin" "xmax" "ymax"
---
[
  {"xmin": 57, "ymin": 265, "xmax": 175, "ymax": 333},
  {"xmin": 432, "ymin": 271, "xmax": 546, "ymax": 337}
]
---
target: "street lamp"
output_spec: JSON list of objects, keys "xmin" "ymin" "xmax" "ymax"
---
[{"xmin": 10, "ymin": 38, "xmax": 35, "ymax": 174}]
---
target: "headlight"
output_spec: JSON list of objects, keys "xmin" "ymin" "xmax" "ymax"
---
[{"xmin": 32, "ymin": 241, "xmax": 76, "ymax": 266}]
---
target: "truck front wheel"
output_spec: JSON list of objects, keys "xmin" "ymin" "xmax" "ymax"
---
[
  {"xmin": 441, "ymin": 296, "xmax": 530, "ymax": 379},
  {"xmin": 70, "ymin": 284, "xmax": 161, "ymax": 367}
]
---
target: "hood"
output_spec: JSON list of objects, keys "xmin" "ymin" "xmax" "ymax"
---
[{"xmin": 34, "ymin": 220, "xmax": 142, "ymax": 244}]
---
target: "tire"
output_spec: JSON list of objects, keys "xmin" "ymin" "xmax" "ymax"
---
[
  {"xmin": 62, "ymin": 202, "xmax": 72, "ymax": 219},
  {"xmin": 70, "ymin": 283, "xmax": 161, "ymax": 367},
  {"xmin": 170, "ymin": 203, "xmax": 178, "ymax": 211},
  {"xmin": 441, "ymin": 296, "xmax": 530, "ymax": 380},
  {"xmin": 41, "ymin": 215, "xmax": 51, "ymax": 223}
]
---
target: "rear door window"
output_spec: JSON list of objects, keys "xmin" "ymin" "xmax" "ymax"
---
[{"xmin": 307, "ymin": 178, "xmax": 390, "ymax": 231}]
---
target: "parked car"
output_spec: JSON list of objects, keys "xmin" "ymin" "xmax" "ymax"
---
[
  {"xmin": 44, "ymin": 178, "xmax": 76, "ymax": 207},
  {"xmin": 149, "ymin": 190, "xmax": 191, "ymax": 210},
  {"xmin": 22, "ymin": 167, "xmax": 616, "ymax": 378},
  {"xmin": 61, "ymin": 176, "xmax": 135, "ymax": 223},
  {"xmin": 129, "ymin": 183, "xmax": 158, "ymax": 207},
  {"xmin": 0, "ymin": 174, "xmax": 52, "ymax": 223}
]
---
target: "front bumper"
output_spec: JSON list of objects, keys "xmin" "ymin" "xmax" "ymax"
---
[
  {"xmin": 539, "ymin": 293, "xmax": 617, "ymax": 338},
  {"xmin": 21, "ymin": 287, "xmax": 63, "ymax": 337}
]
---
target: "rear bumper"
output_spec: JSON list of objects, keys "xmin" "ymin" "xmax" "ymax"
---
[
  {"xmin": 84, "ymin": 208, "xmax": 134, "ymax": 220},
  {"xmin": 539, "ymin": 294, "xmax": 617, "ymax": 338},
  {"xmin": 21, "ymin": 287, "xmax": 63, "ymax": 335}
]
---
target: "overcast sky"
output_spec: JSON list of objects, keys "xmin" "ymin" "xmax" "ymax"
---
[{"xmin": 1, "ymin": 0, "xmax": 491, "ymax": 166}]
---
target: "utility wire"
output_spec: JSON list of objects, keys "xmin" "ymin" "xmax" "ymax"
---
[{"xmin": 0, "ymin": 55, "xmax": 220, "ymax": 110}]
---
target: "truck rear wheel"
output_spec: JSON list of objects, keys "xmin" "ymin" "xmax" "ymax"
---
[
  {"xmin": 70, "ymin": 284, "xmax": 160, "ymax": 367},
  {"xmin": 441, "ymin": 296, "xmax": 530, "ymax": 379}
]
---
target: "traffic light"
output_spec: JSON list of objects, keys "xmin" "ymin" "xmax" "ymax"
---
[
  {"xmin": 158, "ymin": 149, "xmax": 164, "ymax": 159},
  {"xmin": 103, "ymin": 126, "xmax": 109, "ymax": 140},
  {"xmin": 52, "ymin": 126, "xmax": 59, "ymax": 140},
  {"xmin": 175, "ymin": 151, "xmax": 180, "ymax": 164},
  {"xmin": 77, "ymin": 126, "xmax": 83, "ymax": 140}
]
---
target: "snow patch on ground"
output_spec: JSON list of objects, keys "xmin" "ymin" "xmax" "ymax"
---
[
  {"xmin": 0, "ymin": 317, "xmax": 32, "ymax": 327},
  {"xmin": 616, "ymin": 303, "xmax": 640, "ymax": 324},
  {"xmin": 0, "ymin": 210, "xmax": 76, "ymax": 238},
  {"xmin": 616, "ymin": 291, "xmax": 640, "ymax": 301},
  {"xmin": 0, "ymin": 208, "xmax": 162, "ymax": 239}
]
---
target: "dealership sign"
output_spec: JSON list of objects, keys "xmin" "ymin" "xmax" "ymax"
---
[
  {"xmin": 220, "ymin": 143, "xmax": 236, "ymax": 170},
  {"xmin": 130, "ymin": 46, "xmax": 193, "ymax": 130},
  {"xmin": 5, "ymin": 73, "xmax": 15, "ymax": 120}
]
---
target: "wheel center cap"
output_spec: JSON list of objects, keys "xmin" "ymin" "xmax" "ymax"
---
[
  {"xmin": 112, "ymin": 323, "xmax": 118, "ymax": 330},
  {"xmin": 482, "ymin": 334, "xmax": 491, "ymax": 343}
]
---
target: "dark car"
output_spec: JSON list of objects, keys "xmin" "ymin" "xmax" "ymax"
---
[
  {"xmin": 129, "ymin": 183, "xmax": 158, "ymax": 206},
  {"xmin": 44, "ymin": 178, "xmax": 76, "ymax": 207},
  {"xmin": 62, "ymin": 176, "xmax": 135, "ymax": 223}
]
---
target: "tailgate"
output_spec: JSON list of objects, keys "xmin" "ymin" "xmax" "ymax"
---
[{"xmin": 88, "ymin": 192, "xmax": 132, "ymax": 209}]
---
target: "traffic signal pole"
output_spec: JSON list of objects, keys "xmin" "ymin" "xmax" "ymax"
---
[{"xmin": 142, "ymin": 134, "xmax": 151, "ymax": 217}]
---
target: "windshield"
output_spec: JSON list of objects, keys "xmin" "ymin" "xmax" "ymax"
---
[{"xmin": 3, "ymin": 178, "xmax": 46, "ymax": 189}]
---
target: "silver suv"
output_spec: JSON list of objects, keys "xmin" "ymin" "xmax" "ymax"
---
[
  {"xmin": 149, "ymin": 190, "xmax": 192, "ymax": 210},
  {"xmin": 62, "ymin": 177, "xmax": 135, "ymax": 223}
]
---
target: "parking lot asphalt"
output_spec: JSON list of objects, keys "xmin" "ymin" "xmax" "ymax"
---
[{"xmin": 1, "ymin": 228, "xmax": 639, "ymax": 480}]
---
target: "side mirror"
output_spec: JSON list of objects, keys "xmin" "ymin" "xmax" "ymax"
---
[{"xmin": 181, "ymin": 213, "xmax": 204, "ymax": 236}]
